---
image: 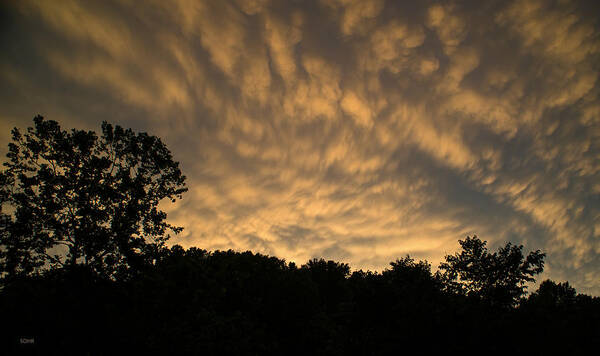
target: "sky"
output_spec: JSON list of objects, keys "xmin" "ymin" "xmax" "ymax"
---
[{"xmin": 1, "ymin": 0, "xmax": 599, "ymax": 295}]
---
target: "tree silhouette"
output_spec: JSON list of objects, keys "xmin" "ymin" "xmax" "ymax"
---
[
  {"xmin": 0, "ymin": 116, "xmax": 187, "ymax": 281},
  {"xmin": 301, "ymin": 258, "xmax": 351, "ymax": 314},
  {"xmin": 526, "ymin": 279, "xmax": 577, "ymax": 307},
  {"xmin": 439, "ymin": 235, "xmax": 545, "ymax": 307}
]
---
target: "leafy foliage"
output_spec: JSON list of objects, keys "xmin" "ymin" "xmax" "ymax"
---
[
  {"xmin": 0, "ymin": 116, "xmax": 187, "ymax": 280},
  {"xmin": 438, "ymin": 235, "xmax": 545, "ymax": 307}
]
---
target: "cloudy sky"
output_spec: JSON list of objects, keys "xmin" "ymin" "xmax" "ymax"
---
[{"xmin": 1, "ymin": 0, "xmax": 599, "ymax": 294}]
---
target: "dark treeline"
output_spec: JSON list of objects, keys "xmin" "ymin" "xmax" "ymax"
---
[
  {"xmin": 2, "ymin": 239, "xmax": 599, "ymax": 355},
  {"xmin": 1, "ymin": 117, "xmax": 599, "ymax": 355}
]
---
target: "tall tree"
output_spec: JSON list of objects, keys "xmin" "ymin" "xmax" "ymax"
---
[
  {"xmin": 0, "ymin": 116, "xmax": 187, "ymax": 280},
  {"xmin": 439, "ymin": 235, "xmax": 545, "ymax": 307}
]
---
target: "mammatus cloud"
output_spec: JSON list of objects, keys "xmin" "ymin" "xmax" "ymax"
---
[{"xmin": 1, "ymin": 0, "xmax": 599, "ymax": 294}]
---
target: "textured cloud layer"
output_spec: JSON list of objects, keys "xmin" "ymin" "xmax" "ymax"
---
[{"xmin": 1, "ymin": 0, "xmax": 599, "ymax": 294}]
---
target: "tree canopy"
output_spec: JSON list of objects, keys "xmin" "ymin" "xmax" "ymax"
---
[
  {"xmin": 438, "ymin": 235, "xmax": 545, "ymax": 307},
  {"xmin": 0, "ymin": 116, "xmax": 187, "ymax": 281}
]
